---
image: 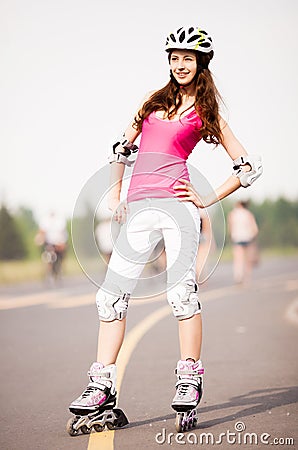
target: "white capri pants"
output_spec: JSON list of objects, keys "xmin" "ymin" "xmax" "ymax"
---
[{"xmin": 101, "ymin": 197, "xmax": 201, "ymax": 296}]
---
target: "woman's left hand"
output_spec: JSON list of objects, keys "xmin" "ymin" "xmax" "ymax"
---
[{"xmin": 173, "ymin": 179, "xmax": 207, "ymax": 208}]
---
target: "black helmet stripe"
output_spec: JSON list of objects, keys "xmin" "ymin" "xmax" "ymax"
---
[
  {"xmin": 187, "ymin": 34, "xmax": 201, "ymax": 43},
  {"xmin": 179, "ymin": 30, "xmax": 185, "ymax": 43}
]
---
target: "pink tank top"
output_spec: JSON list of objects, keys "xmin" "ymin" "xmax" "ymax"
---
[{"xmin": 127, "ymin": 109, "xmax": 202, "ymax": 202}]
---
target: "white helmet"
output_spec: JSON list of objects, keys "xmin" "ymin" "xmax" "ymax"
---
[{"xmin": 165, "ymin": 26, "xmax": 213, "ymax": 53}]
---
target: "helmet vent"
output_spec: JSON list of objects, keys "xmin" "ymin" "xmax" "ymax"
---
[
  {"xmin": 179, "ymin": 31, "xmax": 186, "ymax": 43},
  {"xmin": 187, "ymin": 34, "xmax": 200, "ymax": 43}
]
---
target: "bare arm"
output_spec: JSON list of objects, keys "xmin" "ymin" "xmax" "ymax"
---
[
  {"xmin": 108, "ymin": 91, "xmax": 155, "ymax": 221},
  {"xmin": 208, "ymin": 118, "xmax": 248, "ymax": 204},
  {"xmin": 107, "ymin": 121, "xmax": 140, "ymax": 223},
  {"xmin": 108, "ymin": 121, "xmax": 141, "ymax": 210},
  {"xmin": 249, "ymin": 211, "xmax": 259, "ymax": 237}
]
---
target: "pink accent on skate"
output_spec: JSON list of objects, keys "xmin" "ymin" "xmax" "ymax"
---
[
  {"xmin": 176, "ymin": 359, "xmax": 204, "ymax": 377},
  {"xmin": 176, "ymin": 385, "xmax": 198, "ymax": 401},
  {"xmin": 89, "ymin": 362, "xmax": 104, "ymax": 383},
  {"xmin": 86, "ymin": 392, "xmax": 107, "ymax": 407}
]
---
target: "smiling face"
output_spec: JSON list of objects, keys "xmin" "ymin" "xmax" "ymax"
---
[{"xmin": 169, "ymin": 49, "xmax": 198, "ymax": 86}]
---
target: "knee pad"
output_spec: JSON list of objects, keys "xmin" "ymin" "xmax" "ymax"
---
[
  {"xmin": 96, "ymin": 289, "xmax": 130, "ymax": 321},
  {"xmin": 167, "ymin": 282, "xmax": 201, "ymax": 320}
]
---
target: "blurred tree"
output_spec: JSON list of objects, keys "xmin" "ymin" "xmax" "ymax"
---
[
  {"xmin": 15, "ymin": 207, "xmax": 39, "ymax": 259},
  {"xmin": 223, "ymin": 196, "xmax": 298, "ymax": 249},
  {"xmin": 0, "ymin": 204, "xmax": 27, "ymax": 260},
  {"xmin": 71, "ymin": 202, "xmax": 99, "ymax": 258}
]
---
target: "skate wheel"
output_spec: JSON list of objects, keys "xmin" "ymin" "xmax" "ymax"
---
[
  {"xmin": 93, "ymin": 423, "xmax": 104, "ymax": 432},
  {"xmin": 188, "ymin": 418, "xmax": 194, "ymax": 430},
  {"xmin": 66, "ymin": 417, "xmax": 79, "ymax": 436},
  {"xmin": 106, "ymin": 422, "xmax": 115, "ymax": 430},
  {"xmin": 175, "ymin": 414, "xmax": 185, "ymax": 433},
  {"xmin": 81, "ymin": 425, "xmax": 91, "ymax": 434}
]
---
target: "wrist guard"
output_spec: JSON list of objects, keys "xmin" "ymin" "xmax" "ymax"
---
[
  {"xmin": 232, "ymin": 154, "xmax": 263, "ymax": 187},
  {"xmin": 108, "ymin": 133, "xmax": 139, "ymax": 167}
]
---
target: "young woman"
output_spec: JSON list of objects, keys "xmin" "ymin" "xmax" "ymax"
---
[{"xmin": 68, "ymin": 26, "xmax": 262, "ymax": 433}]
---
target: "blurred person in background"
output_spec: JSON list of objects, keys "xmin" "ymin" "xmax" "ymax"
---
[
  {"xmin": 35, "ymin": 211, "xmax": 68, "ymax": 282},
  {"xmin": 228, "ymin": 200, "xmax": 259, "ymax": 285}
]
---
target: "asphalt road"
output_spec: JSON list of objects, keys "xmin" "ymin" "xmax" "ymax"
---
[{"xmin": 1, "ymin": 256, "xmax": 297, "ymax": 450}]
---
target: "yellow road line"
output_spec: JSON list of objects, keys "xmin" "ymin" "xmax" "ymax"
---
[
  {"xmin": 0, "ymin": 291, "xmax": 166, "ymax": 310},
  {"xmin": 0, "ymin": 285, "xmax": 240, "ymax": 311},
  {"xmin": 0, "ymin": 291, "xmax": 62, "ymax": 310},
  {"xmin": 87, "ymin": 304, "xmax": 171, "ymax": 450},
  {"xmin": 48, "ymin": 293, "xmax": 167, "ymax": 310},
  {"xmin": 1, "ymin": 270, "xmax": 297, "ymax": 311},
  {"xmin": 86, "ymin": 274, "xmax": 296, "ymax": 449}
]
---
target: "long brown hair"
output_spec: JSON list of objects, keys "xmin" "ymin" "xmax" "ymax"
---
[{"xmin": 133, "ymin": 51, "xmax": 223, "ymax": 146}]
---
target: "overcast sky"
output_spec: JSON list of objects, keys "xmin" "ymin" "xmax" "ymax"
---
[{"xmin": 1, "ymin": 0, "xmax": 297, "ymax": 221}]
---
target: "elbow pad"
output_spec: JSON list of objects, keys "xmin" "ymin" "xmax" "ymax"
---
[
  {"xmin": 232, "ymin": 154, "xmax": 263, "ymax": 187},
  {"xmin": 108, "ymin": 133, "xmax": 139, "ymax": 167}
]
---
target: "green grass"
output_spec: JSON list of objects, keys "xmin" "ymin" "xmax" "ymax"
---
[
  {"xmin": 0, "ymin": 256, "xmax": 83, "ymax": 285},
  {"xmin": 219, "ymin": 245, "xmax": 298, "ymax": 262}
]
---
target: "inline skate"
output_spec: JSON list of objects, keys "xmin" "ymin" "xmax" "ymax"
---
[
  {"xmin": 171, "ymin": 359, "xmax": 204, "ymax": 432},
  {"xmin": 67, "ymin": 362, "xmax": 128, "ymax": 436}
]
